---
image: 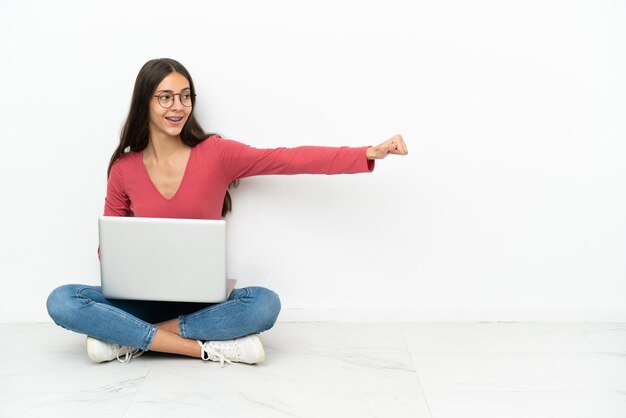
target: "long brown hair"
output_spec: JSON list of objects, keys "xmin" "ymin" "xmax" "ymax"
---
[{"xmin": 108, "ymin": 58, "xmax": 234, "ymax": 216}]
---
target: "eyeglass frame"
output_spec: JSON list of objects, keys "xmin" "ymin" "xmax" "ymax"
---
[{"xmin": 152, "ymin": 89, "xmax": 196, "ymax": 108}]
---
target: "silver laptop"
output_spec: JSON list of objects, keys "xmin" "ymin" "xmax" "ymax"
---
[{"xmin": 99, "ymin": 216, "xmax": 230, "ymax": 303}]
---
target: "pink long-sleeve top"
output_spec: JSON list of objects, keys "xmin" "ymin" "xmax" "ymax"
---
[{"xmin": 104, "ymin": 134, "xmax": 375, "ymax": 220}]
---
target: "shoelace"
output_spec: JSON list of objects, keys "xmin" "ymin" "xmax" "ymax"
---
[
  {"xmin": 116, "ymin": 347, "xmax": 143, "ymax": 364},
  {"xmin": 197, "ymin": 340, "xmax": 234, "ymax": 367}
]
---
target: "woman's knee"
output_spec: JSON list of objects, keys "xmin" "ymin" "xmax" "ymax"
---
[
  {"xmin": 248, "ymin": 287, "xmax": 281, "ymax": 331},
  {"xmin": 46, "ymin": 284, "xmax": 86, "ymax": 328}
]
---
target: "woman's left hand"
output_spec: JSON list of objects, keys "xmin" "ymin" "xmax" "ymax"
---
[{"xmin": 366, "ymin": 134, "xmax": 408, "ymax": 160}]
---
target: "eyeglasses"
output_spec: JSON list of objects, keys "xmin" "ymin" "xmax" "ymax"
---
[{"xmin": 153, "ymin": 89, "xmax": 195, "ymax": 108}]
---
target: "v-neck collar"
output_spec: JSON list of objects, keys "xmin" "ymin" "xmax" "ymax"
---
[{"xmin": 138, "ymin": 147, "xmax": 194, "ymax": 202}]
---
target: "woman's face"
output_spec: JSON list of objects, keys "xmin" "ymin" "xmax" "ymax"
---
[{"xmin": 148, "ymin": 71, "xmax": 192, "ymax": 140}]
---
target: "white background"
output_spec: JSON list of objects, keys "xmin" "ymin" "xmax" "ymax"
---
[{"xmin": 0, "ymin": 0, "xmax": 624, "ymax": 322}]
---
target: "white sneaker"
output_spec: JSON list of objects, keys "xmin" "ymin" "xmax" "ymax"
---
[
  {"xmin": 197, "ymin": 334, "xmax": 265, "ymax": 367},
  {"xmin": 86, "ymin": 336, "xmax": 143, "ymax": 364}
]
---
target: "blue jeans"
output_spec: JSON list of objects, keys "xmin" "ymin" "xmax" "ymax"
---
[{"xmin": 46, "ymin": 285, "xmax": 281, "ymax": 351}]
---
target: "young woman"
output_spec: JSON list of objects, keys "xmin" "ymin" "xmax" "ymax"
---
[{"xmin": 46, "ymin": 58, "xmax": 408, "ymax": 366}]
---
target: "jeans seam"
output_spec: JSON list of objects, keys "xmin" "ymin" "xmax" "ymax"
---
[
  {"xmin": 179, "ymin": 315, "xmax": 187, "ymax": 339},
  {"xmin": 180, "ymin": 288, "xmax": 250, "ymax": 339},
  {"xmin": 142, "ymin": 325, "xmax": 158, "ymax": 351},
  {"xmin": 74, "ymin": 286, "xmax": 94, "ymax": 303},
  {"xmin": 75, "ymin": 287, "xmax": 148, "ymax": 329},
  {"xmin": 75, "ymin": 285, "xmax": 154, "ymax": 349},
  {"xmin": 95, "ymin": 303, "xmax": 153, "ymax": 329},
  {"xmin": 185, "ymin": 298, "xmax": 244, "ymax": 323}
]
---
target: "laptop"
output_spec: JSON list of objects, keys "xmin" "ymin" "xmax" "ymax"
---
[{"xmin": 99, "ymin": 216, "xmax": 233, "ymax": 303}]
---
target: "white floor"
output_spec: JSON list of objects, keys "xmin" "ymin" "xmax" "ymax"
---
[{"xmin": 1, "ymin": 322, "xmax": 625, "ymax": 418}]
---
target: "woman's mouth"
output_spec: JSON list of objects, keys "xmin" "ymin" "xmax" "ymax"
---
[{"xmin": 165, "ymin": 116, "xmax": 184, "ymax": 125}]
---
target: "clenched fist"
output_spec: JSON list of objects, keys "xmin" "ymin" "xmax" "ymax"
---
[{"xmin": 366, "ymin": 134, "xmax": 408, "ymax": 160}]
